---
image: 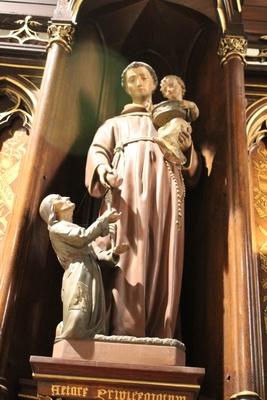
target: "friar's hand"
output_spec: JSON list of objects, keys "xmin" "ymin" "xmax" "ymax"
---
[
  {"xmin": 178, "ymin": 123, "xmax": 192, "ymax": 152},
  {"xmin": 106, "ymin": 170, "xmax": 123, "ymax": 188},
  {"xmin": 101, "ymin": 208, "xmax": 121, "ymax": 223},
  {"xmin": 97, "ymin": 165, "xmax": 123, "ymax": 189}
]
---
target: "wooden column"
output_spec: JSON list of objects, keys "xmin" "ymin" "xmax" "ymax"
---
[
  {"xmin": 218, "ymin": 36, "xmax": 263, "ymax": 400},
  {"xmin": 0, "ymin": 19, "xmax": 75, "ymax": 397}
]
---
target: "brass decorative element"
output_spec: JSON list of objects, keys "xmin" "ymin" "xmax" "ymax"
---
[
  {"xmin": 47, "ymin": 22, "xmax": 75, "ymax": 54},
  {"xmin": 230, "ymin": 391, "xmax": 260, "ymax": 399},
  {"xmin": 0, "ymin": 16, "xmax": 48, "ymax": 45},
  {"xmin": 246, "ymin": 45, "xmax": 267, "ymax": 67},
  {"xmin": 216, "ymin": 1, "xmax": 242, "ymax": 34},
  {"xmin": 235, "ymin": 0, "xmax": 242, "ymax": 13},
  {"xmin": 216, "ymin": 0, "xmax": 228, "ymax": 33},
  {"xmin": 68, "ymin": 0, "xmax": 83, "ymax": 23},
  {"xmin": 259, "ymin": 49, "xmax": 267, "ymax": 59},
  {"xmin": 0, "ymin": 62, "xmax": 44, "ymax": 70},
  {"xmin": 218, "ymin": 35, "xmax": 247, "ymax": 65},
  {"xmin": 32, "ymin": 373, "xmax": 200, "ymax": 389}
]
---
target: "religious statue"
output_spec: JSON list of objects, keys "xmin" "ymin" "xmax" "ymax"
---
[
  {"xmin": 152, "ymin": 75, "xmax": 199, "ymax": 166},
  {"xmin": 159, "ymin": 75, "xmax": 199, "ymax": 122},
  {"xmin": 39, "ymin": 194, "xmax": 124, "ymax": 341},
  {"xmin": 85, "ymin": 62, "xmax": 200, "ymax": 339}
]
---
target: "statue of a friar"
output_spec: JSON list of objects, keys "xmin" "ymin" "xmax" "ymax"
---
[{"xmin": 85, "ymin": 61, "xmax": 200, "ymax": 338}]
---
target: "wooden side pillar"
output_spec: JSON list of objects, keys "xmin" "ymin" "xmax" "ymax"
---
[
  {"xmin": 0, "ymin": 18, "xmax": 75, "ymax": 397},
  {"xmin": 218, "ymin": 36, "xmax": 263, "ymax": 400}
]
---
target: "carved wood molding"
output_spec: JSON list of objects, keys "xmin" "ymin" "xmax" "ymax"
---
[
  {"xmin": 0, "ymin": 16, "xmax": 48, "ymax": 46},
  {"xmin": 218, "ymin": 35, "xmax": 247, "ymax": 65}
]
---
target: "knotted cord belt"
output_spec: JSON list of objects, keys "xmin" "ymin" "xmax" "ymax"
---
[{"xmin": 112, "ymin": 136, "xmax": 185, "ymax": 230}]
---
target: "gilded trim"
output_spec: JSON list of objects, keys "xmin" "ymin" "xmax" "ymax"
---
[
  {"xmin": 230, "ymin": 390, "xmax": 261, "ymax": 399},
  {"xmin": 47, "ymin": 23, "xmax": 75, "ymax": 54},
  {"xmin": 32, "ymin": 373, "xmax": 200, "ymax": 390},
  {"xmin": 19, "ymin": 75, "xmax": 41, "ymax": 92},
  {"xmin": 69, "ymin": 0, "xmax": 83, "ymax": 22},
  {"xmin": 216, "ymin": 0, "xmax": 227, "ymax": 33},
  {"xmin": 236, "ymin": 0, "xmax": 242, "ymax": 13},
  {"xmin": 246, "ymin": 92, "xmax": 267, "ymax": 98},
  {"xmin": 0, "ymin": 63, "xmax": 44, "ymax": 70},
  {"xmin": 245, "ymin": 84, "xmax": 267, "ymax": 89},
  {"xmin": 218, "ymin": 35, "xmax": 247, "ymax": 65}
]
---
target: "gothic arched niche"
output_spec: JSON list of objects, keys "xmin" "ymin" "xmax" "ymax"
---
[
  {"xmin": 72, "ymin": 0, "xmax": 220, "ymax": 140},
  {"xmin": 247, "ymin": 98, "xmax": 267, "ymax": 377},
  {"xmin": 76, "ymin": 0, "xmax": 217, "ymax": 83},
  {"xmin": 0, "ymin": 76, "xmax": 35, "ymax": 255},
  {"xmin": 63, "ymin": 3, "xmax": 227, "ymax": 397}
]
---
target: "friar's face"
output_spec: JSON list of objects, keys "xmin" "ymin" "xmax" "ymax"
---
[{"xmin": 125, "ymin": 66, "xmax": 156, "ymax": 102}]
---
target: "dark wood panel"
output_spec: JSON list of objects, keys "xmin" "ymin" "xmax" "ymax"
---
[
  {"xmin": 243, "ymin": 20, "xmax": 267, "ymax": 35},
  {"xmin": 244, "ymin": 0, "xmax": 267, "ymax": 6},
  {"xmin": 243, "ymin": 6, "xmax": 267, "ymax": 22},
  {"xmin": 1, "ymin": 0, "xmax": 56, "ymax": 4},
  {"xmin": 0, "ymin": 1, "xmax": 55, "ymax": 16}
]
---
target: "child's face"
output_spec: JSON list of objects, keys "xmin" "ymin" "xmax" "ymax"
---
[{"xmin": 162, "ymin": 78, "xmax": 183, "ymax": 101}]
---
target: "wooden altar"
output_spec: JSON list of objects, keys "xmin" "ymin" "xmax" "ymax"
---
[{"xmin": 30, "ymin": 355, "xmax": 204, "ymax": 400}]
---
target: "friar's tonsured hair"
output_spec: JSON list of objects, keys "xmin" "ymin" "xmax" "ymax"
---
[{"xmin": 121, "ymin": 61, "xmax": 158, "ymax": 91}]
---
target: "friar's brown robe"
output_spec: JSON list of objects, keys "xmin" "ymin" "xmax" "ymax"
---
[{"xmin": 85, "ymin": 105, "xmax": 200, "ymax": 338}]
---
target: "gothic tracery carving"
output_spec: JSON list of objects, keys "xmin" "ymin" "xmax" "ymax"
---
[{"xmin": 0, "ymin": 16, "xmax": 48, "ymax": 45}]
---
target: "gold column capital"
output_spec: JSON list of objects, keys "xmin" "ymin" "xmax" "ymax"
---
[
  {"xmin": 218, "ymin": 35, "xmax": 247, "ymax": 65},
  {"xmin": 47, "ymin": 22, "xmax": 75, "ymax": 54}
]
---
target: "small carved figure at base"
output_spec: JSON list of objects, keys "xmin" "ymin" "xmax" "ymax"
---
[{"xmin": 39, "ymin": 194, "xmax": 124, "ymax": 341}]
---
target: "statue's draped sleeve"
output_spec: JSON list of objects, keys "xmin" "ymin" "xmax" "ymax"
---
[
  {"xmin": 85, "ymin": 120, "xmax": 116, "ymax": 198},
  {"xmin": 50, "ymin": 218, "xmax": 109, "ymax": 247},
  {"xmin": 182, "ymin": 143, "xmax": 201, "ymax": 187}
]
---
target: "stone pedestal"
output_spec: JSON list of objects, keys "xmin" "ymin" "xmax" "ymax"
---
[
  {"xmin": 30, "ymin": 339, "xmax": 204, "ymax": 400},
  {"xmin": 52, "ymin": 338, "xmax": 186, "ymax": 367}
]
